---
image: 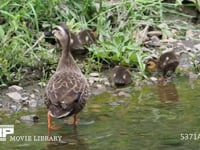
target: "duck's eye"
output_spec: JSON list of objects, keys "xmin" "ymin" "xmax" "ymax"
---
[
  {"xmin": 85, "ymin": 36, "xmax": 89, "ymax": 42},
  {"xmin": 123, "ymin": 75, "xmax": 126, "ymax": 79},
  {"xmin": 70, "ymin": 38, "xmax": 74, "ymax": 44}
]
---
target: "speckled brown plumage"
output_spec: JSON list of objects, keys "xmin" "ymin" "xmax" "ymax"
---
[
  {"xmin": 44, "ymin": 23, "xmax": 89, "ymax": 128},
  {"xmin": 70, "ymin": 32, "xmax": 83, "ymax": 50},
  {"xmin": 111, "ymin": 66, "xmax": 132, "ymax": 87},
  {"xmin": 78, "ymin": 29, "xmax": 96, "ymax": 46}
]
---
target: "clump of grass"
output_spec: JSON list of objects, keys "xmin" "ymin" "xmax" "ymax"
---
[{"xmin": 0, "ymin": 0, "xmax": 196, "ymax": 85}]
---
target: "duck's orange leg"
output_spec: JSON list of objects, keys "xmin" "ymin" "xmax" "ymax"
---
[
  {"xmin": 73, "ymin": 114, "xmax": 78, "ymax": 125},
  {"xmin": 48, "ymin": 112, "xmax": 61, "ymax": 130}
]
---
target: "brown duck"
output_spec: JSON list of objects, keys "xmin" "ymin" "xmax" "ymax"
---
[
  {"xmin": 70, "ymin": 32, "xmax": 84, "ymax": 50},
  {"xmin": 146, "ymin": 50, "xmax": 179, "ymax": 77},
  {"xmin": 78, "ymin": 29, "xmax": 96, "ymax": 46},
  {"xmin": 111, "ymin": 66, "xmax": 132, "ymax": 87},
  {"xmin": 45, "ymin": 23, "xmax": 89, "ymax": 129}
]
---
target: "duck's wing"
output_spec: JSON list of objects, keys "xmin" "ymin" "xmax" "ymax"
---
[{"xmin": 46, "ymin": 72, "xmax": 88, "ymax": 106}]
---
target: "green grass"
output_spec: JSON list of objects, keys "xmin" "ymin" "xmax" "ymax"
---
[{"xmin": 0, "ymin": 0, "xmax": 198, "ymax": 85}]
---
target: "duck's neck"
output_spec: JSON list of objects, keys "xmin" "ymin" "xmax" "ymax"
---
[{"xmin": 56, "ymin": 45, "xmax": 81, "ymax": 73}]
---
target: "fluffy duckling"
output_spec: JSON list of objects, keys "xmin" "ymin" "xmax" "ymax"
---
[
  {"xmin": 111, "ymin": 66, "xmax": 132, "ymax": 87},
  {"xmin": 70, "ymin": 32, "xmax": 84, "ymax": 50},
  {"xmin": 146, "ymin": 50, "xmax": 179, "ymax": 77},
  {"xmin": 45, "ymin": 23, "xmax": 89, "ymax": 130},
  {"xmin": 78, "ymin": 29, "xmax": 96, "ymax": 46}
]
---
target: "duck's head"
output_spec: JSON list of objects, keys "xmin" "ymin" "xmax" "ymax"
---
[
  {"xmin": 52, "ymin": 23, "xmax": 70, "ymax": 49},
  {"xmin": 112, "ymin": 66, "xmax": 132, "ymax": 87},
  {"xmin": 78, "ymin": 29, "xmax": 97, "ymax": 46},
  {"xmin": 145, "ymin": 57, "xmax": 158, "ymax": 70}
]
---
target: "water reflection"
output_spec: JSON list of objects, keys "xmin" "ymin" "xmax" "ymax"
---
[
  {"xmin": 46, "ymin": 126, "xmax": 88, "ymax": 150},
  {"xmin": 157, "ymin": 82, "xmax": 179, "ymax": 103}
]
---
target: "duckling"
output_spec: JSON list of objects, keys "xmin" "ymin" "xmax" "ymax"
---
[
  {"xmin": 78, "ymin": 29, "xmax": 96, "ymax": 46},
  {"xmin": 146, "ymin": 50, "xmax": 179, "ymax": 77},
  {"xmin": 45, "ymin": 23, "xmax": 89, "ymax": 130},
  {"xmin": 70, "ymin": 32, "xmax": 84, "ymax": 50},
  {"xmin": 111, "ymin": 66, "xmax": 132, "ymax": 87}
]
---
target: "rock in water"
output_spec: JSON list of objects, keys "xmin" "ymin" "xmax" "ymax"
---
[
  {"xmin": 6, "ymin": 92, "xmax": 22, "ymax": 102},
  {"xmin": 20, "ymin": 114, "xmax": 39, "ymax": 122},
  {"xmin": 8, "ymin": 85, "xmax": 23, "ymax": 92}
]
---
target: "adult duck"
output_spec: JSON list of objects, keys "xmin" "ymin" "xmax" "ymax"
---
[{"xmin": 45, "ymin": 23, "xmax": 89, "ymax": 129}]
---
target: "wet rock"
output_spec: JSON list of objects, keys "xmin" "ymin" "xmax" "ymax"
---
[
  {"xmin": 144, "ymin": 36, "xmax": 161, "ymax": 47},
  {"xmin": 194, "ymin": 43, "xmax": 200, "ymax": 51},
  {"xmin": 30, "ymin": 94, "xmax": 35, "ymax": 99},
  {"xmin": 88, "ymin": 77, "xmax": 107, "ymax": 83},
  {"xmin": 104, "ymin": 81, "xmax": 110, "ymax": 87},
  {"xmin": 150, "ymin": 77, "xmax": 158, "ymax": 82},
  {"xmin": 185, "ymin": 30, "xmax": 200, "ymax": 40},
  {"xmin": 6, "ymin": 92, "xmax": 22, "ymax": 102},
  {"xmin": 20, "ymin": 114, "xmax": 39, "ymax": 122},
  {"xmin": 89, "ymin": 72, "xmax": 100, "ymax": 77},
  {"xmin": 8, "ymin": 85, "xmax": 23, "ymax": 92},
  {"xmin": 33, "ymin": 89, "xmax": 40, "ymax": 93},
  {"xmin": 88, "ymin": 78, "xmax": 95, "ymax": 85},
  {"xmin": 29, "ymin": 99, "xmax": 37, "ymax": 108},
  {"xmin": 10, "ymin": 105, "xmax": 17, "ymax": 110},
  {"xmin": 21, "ymin": 96, "xmax": 29, "ymax": 101},
  {"xmin": 95, "ymin": 84, "xmax": 103, "ymax": 89},
  {"xmin": 118, "ymin": 91, "xmax": 131, "ymax": 97}
]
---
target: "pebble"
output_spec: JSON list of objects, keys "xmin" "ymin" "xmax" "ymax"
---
[
  {"xmin": 21, "ymin": 97, "xmax": 29, "ymax": 101},
  {"xmin": 118, "ymin": 91, "xmax": 131, "ymax": 97},
  {"xmin": 89, "ymin": 72, "xmax": 100, "ymax": 77},
  {"xmin": 33, "ymin": 89, "xmax": 40, "ymax": 93},
  {"xmin": 6, "ymin": 92, "xmax": 22, "ymax": 101},
  {"xmin": 194, "ymin": 43, "xmax": 200, "ymax": 51},
  {"xmin": 89, "ymin": 77, "xmax": 107, "ymax": 82},
  {"xmin": 104, "ymin": 81, "xmax": 110, "ymax": 86},
  {"xmin": 29, "ymin": 99, "xmax": 37, "ymax": 108},
  {"xmin": 8, "ymin": 85, "xmax": 23, "ymax": 92},
  {"xmin": 30, "ymin": 94, "xmax": 35, "ymax": 99},
  {"xmin": 88, "ymin": 78, "xmax": 95, "ymax": 85},
  {"xmin": 10, "ymin": 105, "xmax": 17, "ymax": 110},
  {"xmin": 20, "ymin": 114, "xmax": 39, "ymax": 122},
  {"xmin": 95, "ymin": 84, "xmax": 103, "ymax": 88},
  {"xmin": 150, "ymin": 77, "xmax": 158, "ymax": 82}
]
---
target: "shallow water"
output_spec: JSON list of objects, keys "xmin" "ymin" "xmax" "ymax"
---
[{"xmin": 1, "ymin": 77, "xmax": 200, "ymax": 150}]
